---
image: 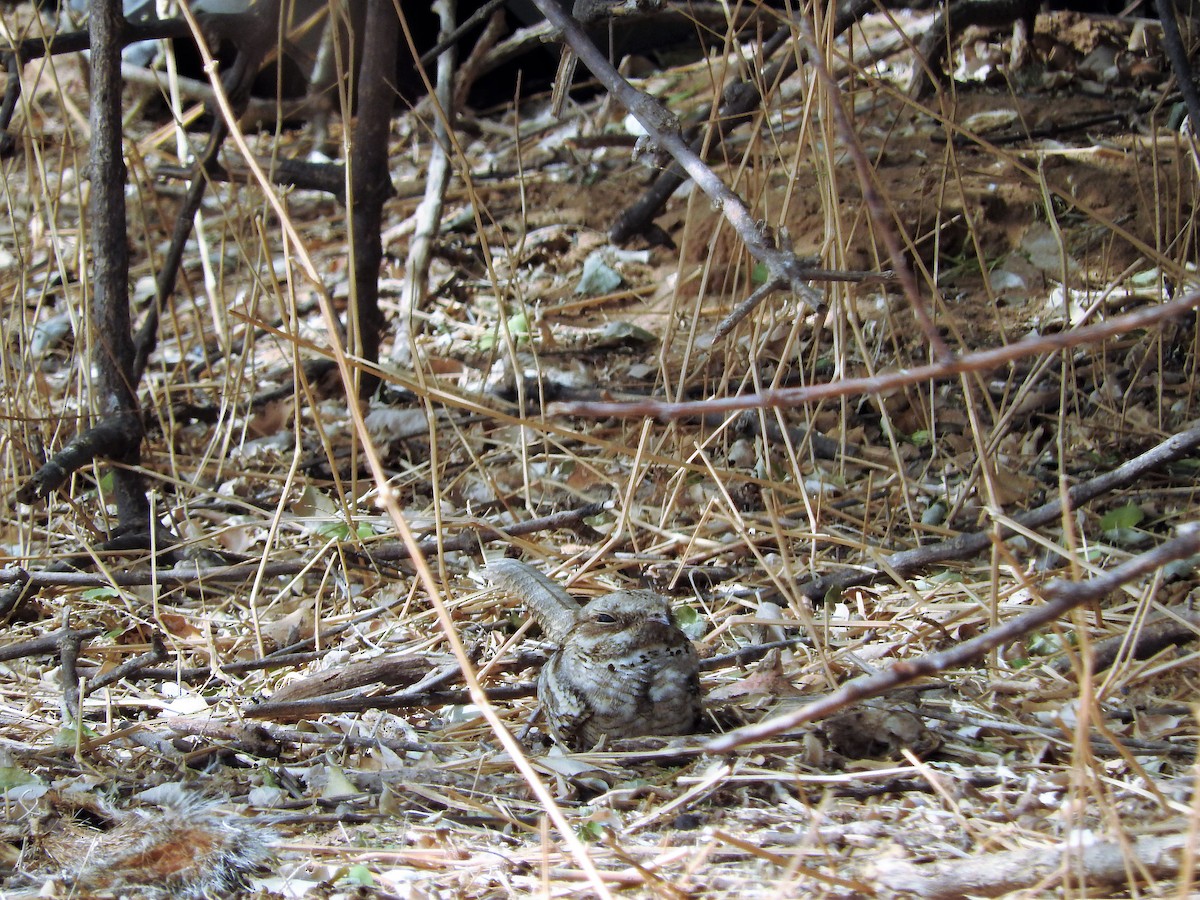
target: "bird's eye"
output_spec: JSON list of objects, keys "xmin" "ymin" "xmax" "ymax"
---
[{"xmin": 594, "ymin": 613, "xmax": 617, "ymax": 624}]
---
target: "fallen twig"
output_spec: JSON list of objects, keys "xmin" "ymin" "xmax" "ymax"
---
[
  {"xmin": 0, "ymin": 501, "xmax": 609, "ymax": 590},
  {"xmin": 75, "ymin": 650, "xmax": 327, "ymax": 685},
  {"xmin": 1051, "ymin": 602, "xmax": 1200, "ymax": 674},
  {"xmin": 400, "ymin": 0, "xmax": 457, "ymax": 335},
  {"xmin": 83, "ymin": 633, "xmax": 169, "ymax": 695},
  {"xmin": 60, "ymin": 628, "xmax": 84, "ymax": 724},
  {"xmin": 608, "ymin": 0, "xmax": 875, "ymax": 244},
  {"xmin": 795, "ymin": 420, "xmax": 1200, "ymax": 601},
  {"xmin": 0, "ymin": 627, "xmax": 104, "ymax": 662},
  {"xmin": 551, "ymin": 290, "xmax": 1200, "ymax": 418},
  {"xmin": 365, "ymin": 500, "xmax": 610, "ymax": 561},
  {"xmin": 707, "ymin": 524, "xmax": 1200, "ymax": 750},
  {"xmin": 1155, "ymin": 0, "xmax": 1200, "ymax": 138},
  {"xmin": 528, "ymin": 0, "xmax": 827, "ymax": 308},
  {"xmin": 0, "ymin": 560, "xmax": 307, "ymax": 589},
  {"xmin": 873, "ymin": 830, "xmax": 1190, "ymax": 898},
  {"xmin": 799, "ymin": 14, "xmax": 949, "ymax": 359},
  {"xmin": 246, "ymin": 684, "xmax": 532, "ymax": 721}
]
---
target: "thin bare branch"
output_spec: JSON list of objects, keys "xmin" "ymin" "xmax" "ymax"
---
[
  {"xmin": 552, "ymin": 291, "xmax": 1200, "ymax": 418},
  {"xmin": 798, "ymin": 14, "xmax": 950, "ymax": 360},
  {"xmin": 708, "ymin": 524, "xmax": 1200, "ymax": 750},
  {"xmin": 528, "ymin": 0, "xmax": 827, "ymax": 307},
  {"xmin": 797, "ymin": 420, "xmax": 1200, "ymax": 601}
]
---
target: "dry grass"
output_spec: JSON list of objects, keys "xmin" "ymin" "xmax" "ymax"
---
[{"xmin": 0, "ymin": 2, "xmax": 1198, "ymax": 897}]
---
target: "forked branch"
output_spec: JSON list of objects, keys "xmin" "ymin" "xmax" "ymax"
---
[{"xmin": 527, "ymin": 0, "xmax": 829, "ymax": 308}]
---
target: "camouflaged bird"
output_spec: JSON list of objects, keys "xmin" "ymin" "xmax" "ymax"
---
[{"xmin": 484, "ymin": 559, "xmax": 702, "ymax": 749}]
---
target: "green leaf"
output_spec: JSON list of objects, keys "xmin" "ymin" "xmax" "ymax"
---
[
  {"xmin": 316, "ymin": 522, "xmax": 351, "ymax": 540},
  {"xmin": 293, "ymin": 484, "xmax": 337, "ymax": 518},
  {"xmin": 345, "ymin": 864, "xmax": 374, "ymax": 886},
  {"xmin": 53, "ymin": 721, "xmax": 97, "ymax": 749},
  {"xmin": 0, "ymin": 765, "xmax": 37, "ymax": 791},
  {"xmin": 909, "ymin": 430, "xmax": 932, "ymax": 447},
  {"xmin": 673, "ymin": 604, "xmax": 706, "ymax": 641},
  {"xmin": 1028, "ymin": 631, "xmax": 1074, "ymax": 656},
  {"xmin": 576, "ymin": 252, "xmax": 623, "ymax": 295},
  {"xmin": 926, "ymin": 569, "xmax": 964, "ymax": 585},
  {"xmin": 81, "ymin": 586, "xmax": 120, "ymax": 601},
  {"xmin": 316, "ymin": 521, "xmax": 374, "ymax": 541},
  {"xmin": 507, "ymin": 311, "xmax": 531, "ymax": 338},
  {"xmin": 751, "ymin": 262, "xmax": 770, "ymax": 285},
  {"xmin": 1101, "ymin": 503, "xmax": 1148, "ymax": 547},
  {"xmin": 599, "ymin": 321, "xmax": 655, "ymax": 344},
  {"xmin": 921, "ymin": 501, "xmax": 947, "ymax": 526},
  {"xmin": 1129, "ymin": 268, "xmax": 1162, "ymax": 287},
  {"xmin": 1164, "ymin": 555, "xmax": 1200, "ymax": 579},
  {"xmin": 320, "ymin": 763, "xmax": 357, "ymax": 799},
  {"xmin": 1100, "ymin": 503, "xmax": 1144, "ymax": 532},
  {"xmin": 477, "ymin": 311, "xmax": 533, "ymax": 352},
  {"xmin": 577, "ymin": 820, "xmax": 606, "ymax": 842}
]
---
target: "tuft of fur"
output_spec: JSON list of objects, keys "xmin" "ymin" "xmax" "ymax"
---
[{"xmin": 30, "ymin": 786, "xmax": 273, "ymax": 899}]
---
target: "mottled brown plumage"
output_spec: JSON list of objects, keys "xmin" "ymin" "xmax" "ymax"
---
[{"xmin": 485, "ymin": 559, "xmax": 702, "ymax": 749}]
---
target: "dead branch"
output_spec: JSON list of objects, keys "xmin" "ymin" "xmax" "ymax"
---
[
  {"xmin": 452, "ymin": 3, "xmax": 507, "ymax": 111},
  {"xmin": 82, "ymin": 633, "xmax": 168, "ymax": 695},
  {"xmin": 365, "ymin": 500, "xmax": 610, "ymax": 561},
  {"xmin": 154, "ymin": 717, "xmax": 280, "ymax": 759},
  {"xmin": 251, "ymin": 650, "xmax": 548, "ymax": 716},
  {"xmin": 345, "ymin": 0, "xmax": 397, "ymax": 398},
  {"xmin": 117, "ymin": 61, "xmax": 315, "ymax": 127},
  {"xmin": 134, "ymin": 2, "xmax": 282, "ymax": 383},
  {"xmin": 0, "ymin": 560, "xmax": 306, "ymax": 590},
  {"xmin": 266, "ymin": 654, "xmax": 461, "ymax": 704},
  {"xmin": 1052, "ymin": 603, "xmax": 1200, "ymax": 674},
  {"xmin": 0, "ymin": 502, "xmax": 608, "ymax": 592},
  {"xmin": 796, "ymin": 420, "xmax": 1200, "ymax": 602},
  {"xmin": 246, "ymin": 684, "xmax": 532, "ymax": 722},
  {"xmin": 708, "ymin": 524, "xmax": 1200, "ymax": 750},
  {"xmin": 250, "ymin": 721, "xmax": 434, "ymax": 755},
  {"xmin": 551, "ymin": 290, "xmax": 1200, "ymax": 418},
  {"xmin": 0, "ymin": 627, "xmax": 103, "ymax": 663},
  {"xmin": 400, "ymin": 0, "xmax": 457, "ymax": 338},
  {"xmin": 14, "ymin": 412, "xmax": 142, "ymax": 504},
  {"xmin": 59, "ymin": 628, "xmax": 84, "ymax": 723},
  {"xmin": 1155, "ymin": 0, "xmax": 1200, "ymax": 136},
  {"xmin": 527, "ymin": 0, "xmax": 827, "ymax": 308},
  {"xmin": 74, "ymin": 650, "xmax": 327, "ymax": 686},
  {"xmin": 17, "ymin": 4, "xmax": 283, "ymax": 519},
  {"xmin": 0, "ymin": 16, "xmax": 192, "ymax": 153},
  {"xmin": 872, "ymin": 831, "xmax": 1189, "ymax": 898},
  {"xmin": 419, "ymin": 0, "xmax": 506, "ymax": 68},
  {"xmin": 906, "ymin": 0, "xmax": 1038, "ymax": 99},
  {"xmin": 608, "ymin": 0, "xmax": 875, "ymax": 244},
  {"xmin": 799, "ymin": 14, "xmax": 949, "ymax": 359},
  {"xmin": 88, "ymin": 0, "xmax": 144, "ymax": 531},
  {"xmin": 154, "ymin": 157, "xmax": 348, "ymax": 199}
]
